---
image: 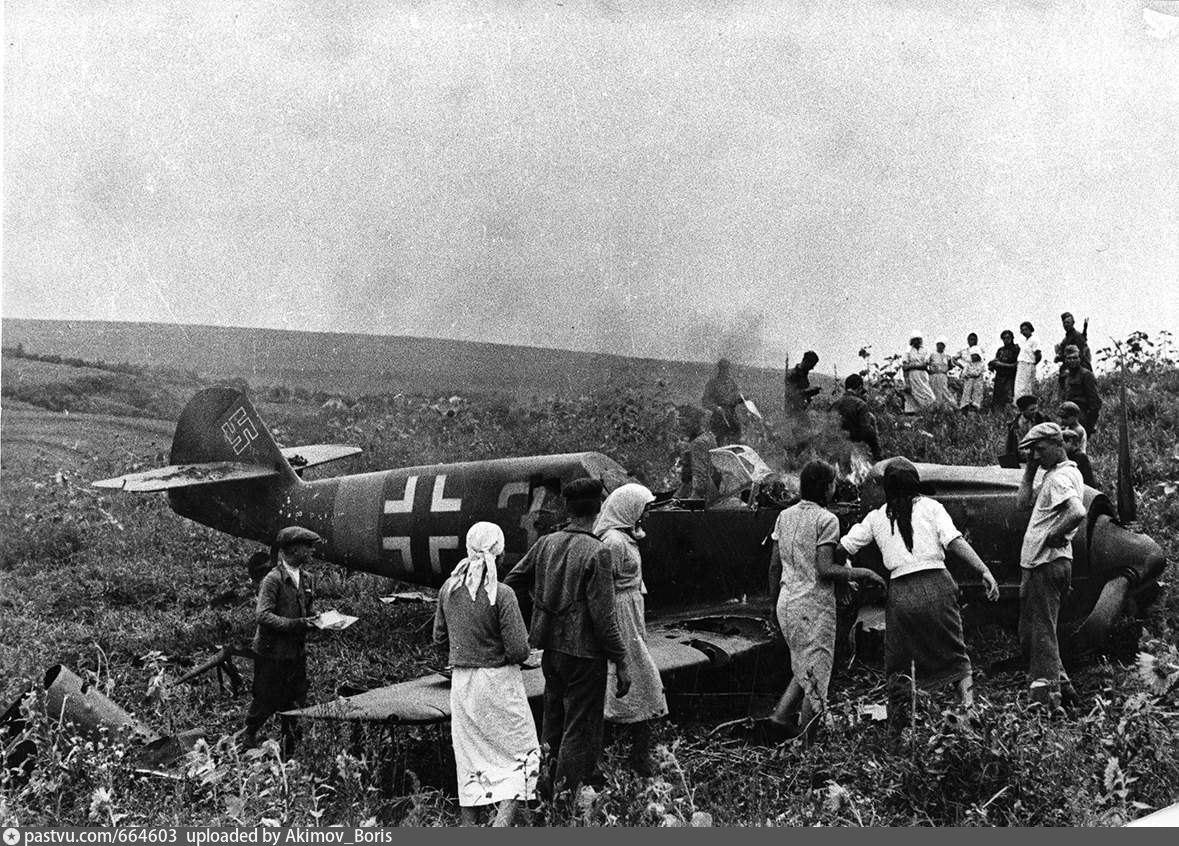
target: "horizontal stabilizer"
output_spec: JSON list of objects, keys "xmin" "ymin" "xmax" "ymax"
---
[
  {"xmin": 92, "ymin": 462, "xmax": 280, "ymax": 492},
  {"xmin": 280, "ymin": 444, "xmax": 362, "ymax": 469}
]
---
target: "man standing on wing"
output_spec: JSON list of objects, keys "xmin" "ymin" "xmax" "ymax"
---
[
  {"xmin": 242, "ymin": 525, "xmax": 321, "ymax": 754},
  {"xmin": 503, "ymin": 478, "xmax": 630, "ymax": 798},
  {"xmin": 1016, "ymin": 423, "xmax": 1086, "ymax": 710}
]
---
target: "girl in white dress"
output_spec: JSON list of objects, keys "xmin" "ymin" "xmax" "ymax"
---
[
  {"xmin": 902, "ymin": 332, "xmax": 935, "ymax": 413},
  {"xmin": 1015, "ymin": 321, "xmax": 1042, "ymax": 402}
]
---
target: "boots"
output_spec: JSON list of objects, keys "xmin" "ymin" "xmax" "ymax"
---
[{"xmin": 627, "ymin": 721, "xmax": 657, "ymax": 777}]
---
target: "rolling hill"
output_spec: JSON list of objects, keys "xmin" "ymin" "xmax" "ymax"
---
[{"xmin": 2, "ymin": 318, "xmax": 834, "ymax": 411}]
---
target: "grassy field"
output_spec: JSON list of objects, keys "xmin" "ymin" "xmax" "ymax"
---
[{"xmin": 1, "ymin": 331, "xmax": 1177, "ymax": 826}]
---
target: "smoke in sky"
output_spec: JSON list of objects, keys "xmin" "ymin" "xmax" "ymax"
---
[{"xmin": 3, "ymin": 1, "xmax": 1177, "ymax": 374}]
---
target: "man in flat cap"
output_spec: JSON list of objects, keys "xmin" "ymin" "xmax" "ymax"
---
[
  {"xmin": 503, "ymin": 478, "xmax": 630, "ymax": 798},
  {"xmin": 241, "ymin": 525, "xmax": 321, "ymax": 753},
  {"xmin": 1016, "ymin": 424, "xmax": 1086, "ymax": 710}
]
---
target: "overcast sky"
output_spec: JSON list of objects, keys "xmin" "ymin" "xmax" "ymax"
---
[{"xmin": 4, "ymin": 0, "xmax": 1177, "ymax": 375}]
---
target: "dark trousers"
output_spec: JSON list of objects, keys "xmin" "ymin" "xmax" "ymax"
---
[
  {"xmin": 884, "ymin": 570, "xmax": 972, "ymax": 730},
  {"xmin": 245, "ymin": 656, "xmax": 309, "ymax": 753},
  {"xmin": 1019, "ymin": 559, "xmax": 1073, "ymax": 705},
  {"xmin": 992, "ymin": 375, "xmax": 1014, "ymax": 410},
  {"xmin": 540, "ymin": 650, "xmax": 608, "ymax": 796}
]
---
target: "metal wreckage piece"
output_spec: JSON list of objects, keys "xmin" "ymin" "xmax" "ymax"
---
[{"xmin": 0, "ymin": 665, "xmax": 204, "ymax": 781}]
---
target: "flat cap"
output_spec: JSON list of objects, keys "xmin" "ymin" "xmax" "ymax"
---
[
  {"xmin": 563, "ymin": 477, "xmax": 605, "ymax": 503},
  {"xmin": 274, "ymin": 525, "xmax": 322, "ymax": 548},
  {"xmin": 1019, "ymin": 422, "xmax": 1064, "ymax": 451}
]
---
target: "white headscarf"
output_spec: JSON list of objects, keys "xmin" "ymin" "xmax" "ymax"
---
[
  {"xmin": 447, "ymin": 521, "xmax": 505, "ymax": 605},
  {"xmin": 594, "ymin": 483, "xmax": 656, "ymax": 540}
]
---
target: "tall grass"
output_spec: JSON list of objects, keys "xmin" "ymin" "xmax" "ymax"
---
[{"xmin": 1, "ymin": 333, "xmax": 1176, "ymax": 825}]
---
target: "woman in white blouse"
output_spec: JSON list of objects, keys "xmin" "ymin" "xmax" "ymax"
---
[{"xmin": 840, "ymin": 459, "xmax": 999, "ymax": 731}]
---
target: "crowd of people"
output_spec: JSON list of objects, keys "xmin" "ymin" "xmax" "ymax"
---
[
  {"xmin": 243, "ymin": 409, "xmax": 1089, "ymax": 822},
  {"xmin": 897, "ymin": 312, "xmax": 1101, "ymax": 435},
  {"xmin": 687, "ymin": 311, "xmax": 1104, "ymax": 493},
  {"xmin": 235, "ymin": 310, "xmax": 1106, "ymax": 824},
  {"xmin": 760, "ymin": 426, "xmax": 1082, "ymax": 746}
]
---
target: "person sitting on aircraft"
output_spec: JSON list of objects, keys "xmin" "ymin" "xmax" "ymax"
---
[
  {"xmin": 502, "ymin": 478, "xmax": 630, "ymax": 799},
  {"xmin": 702, "ymin": 358, "xmax": 744, "ymax": 446},
  {"xmin": 241, "ymin": 525, "xmax": 321, "ymax": 755},
  {"xmin": 839, "ymin": 459, "xmax": 999, "ymax": 734},
  {"xmin": 595, "ymin": 483, "xmax": 667, "ymax": 776},
  {"xmin": 762, "ymin": 460, "xmax": 885, "ymax": 745},
  {"xmin": 433, "ymin": 521, "xmax": 539, "ymax": 827},
  {"xmin": 1016, "ymin": 423, "xmax": 1086, "ymax": 711}
]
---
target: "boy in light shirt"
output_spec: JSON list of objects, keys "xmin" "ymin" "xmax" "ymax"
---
[{"xmin": 1016, "ymin": 423, "xmax": 1086, "ymax": 710}]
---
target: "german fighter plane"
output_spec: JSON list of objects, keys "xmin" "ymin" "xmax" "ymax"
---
[{"xmin": 94, "ymin": 386, "xmax": 1167, "ymax": 724}]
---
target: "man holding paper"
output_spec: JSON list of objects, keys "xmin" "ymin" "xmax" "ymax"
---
[{"xmin": 241, "ymin": 525, "xmax": 321, "ymax": 754}]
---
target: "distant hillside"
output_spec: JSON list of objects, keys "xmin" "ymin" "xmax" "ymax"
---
[{"xmin": 2, "ymin": 318, "xmax": 832, "ymax": 412}]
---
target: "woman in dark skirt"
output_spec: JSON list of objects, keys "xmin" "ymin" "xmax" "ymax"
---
[{"xmin": 840, "ymin": 459, "xmax": 1000, "ymax": 729}]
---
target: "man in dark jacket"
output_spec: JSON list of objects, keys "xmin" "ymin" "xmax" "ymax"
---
[
  {"xmin": 1059, "ymin": 344, "xmax": 1102, "ymax": 435},
  {"xmin": 831, "ymin": 374, "xmax": 881, "ymax": 461},
  {"xmin": 1054, "ymin": 312, "xmax": 1091, "ymax": 370},
  {"xmin": 785, "ymin": 351, "xmax": 822, "ymax": 413},
  {"xmin": 503, "ymin": 478, "xmax": 630, "ymax": 797},
  {"xmin": 241, "ymin": 525, "xmax": 320, "ymax": 754}
]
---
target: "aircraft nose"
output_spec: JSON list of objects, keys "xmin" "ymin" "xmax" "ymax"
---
[
  {"xmin": 1078, "ymin": 517, "xmax": 1167, "ymax": 647},
  {"xmin": 1089, "ymin": 517, "xmax": 1167, "ymax": 587}
]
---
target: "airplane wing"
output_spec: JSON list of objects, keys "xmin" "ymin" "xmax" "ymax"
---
[
  {"xmin": 285, "ymin": 609, "xmax": 778, "ymax": 724},
  {"xmin": 92, "ymin": 462, "xmax": 280, "ymax": 492}
]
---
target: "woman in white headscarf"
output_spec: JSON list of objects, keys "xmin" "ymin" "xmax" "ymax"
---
[
  {"xmin": 902, "ymin": 332, "xmax": 936, "ymax": 413},
  {"xmin": 433, "ymin": 522, "xmax": 539, "ymax": 826},
  {"xmin": 594, "ymin": 483, "xmax": 667, "ymax": 776}
]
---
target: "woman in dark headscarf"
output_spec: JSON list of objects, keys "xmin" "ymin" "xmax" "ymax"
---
[{"xmin": 840, "ymin": 459, "xmax": 999, "ymax": 731}]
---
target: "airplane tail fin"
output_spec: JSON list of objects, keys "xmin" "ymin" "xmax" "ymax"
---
[{"xmin": 170, "ymin": 386, "xmax": 298, "ymax": 484}]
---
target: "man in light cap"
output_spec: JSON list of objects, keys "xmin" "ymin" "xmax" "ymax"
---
[
  {"xmin": 241, "ymin": 525, "xmax": 322, "ymax": 753},
  {"xmin": 1016, "ymin": 423, "xmax": 1085, "ymax": 710},
  {"xmin": 503, "ymin": 478, "xmax": 630, "ymax": 798}
]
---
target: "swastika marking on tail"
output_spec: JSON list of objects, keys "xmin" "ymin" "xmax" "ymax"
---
[{"xmin": 221, "ymin": 407, "xmax": 259, "ymax": 455}]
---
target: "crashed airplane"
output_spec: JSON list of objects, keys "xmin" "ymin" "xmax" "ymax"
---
[{"xmin": 93, "ymin": 386, "xmax": 1167, "ymax": 724}]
